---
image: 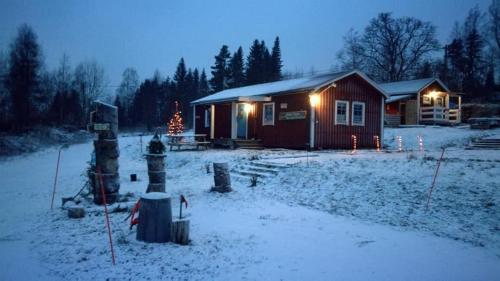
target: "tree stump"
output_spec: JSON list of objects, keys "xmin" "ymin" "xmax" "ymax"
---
[
  {"xmin": 136, "ymin": 192, "xmax": 172, "ymax": 243},
  {"xmin": 68, "ymin": 207, "xmax": 85, "ymax": 219},
  {"xmin": 171, "ymin": 219, "xmax": 190, "ymax": 245},
  {"xmin": 213, "ymin": 162, "xmax": 232, "ymax": 192},
  {"xmin": 146, "ymin": 154, "xmax": 166, "ymax": 193}
]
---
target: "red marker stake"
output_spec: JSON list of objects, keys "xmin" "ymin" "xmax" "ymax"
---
[
  {"xmin": 425, "ymin": 148, "xmax": 446, "ymax": 212},
  {"xmin": 97, "ymin": 166, "xmax": 116, "ymax": 266},
  {"xmin": 50, "ymin": 148, "xmax": 63, "ymax": 210}
]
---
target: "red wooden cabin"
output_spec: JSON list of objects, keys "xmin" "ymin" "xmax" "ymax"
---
[{"xmin": 191, "ymin": 70, "xmax": 387, "ymax": 149}]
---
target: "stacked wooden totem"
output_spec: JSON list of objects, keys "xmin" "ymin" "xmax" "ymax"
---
[{"xmin": 88, "ymin": 101, "xmax": 120, "ymax": 205}]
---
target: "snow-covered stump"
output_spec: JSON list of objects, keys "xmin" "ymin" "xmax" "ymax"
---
[
  {"xmin": 212, "ymin": 162, "xmax": 232, "ymax": 192},
  {"xmin": 136, "ymin": 192, "xmax": 172, "ymax": 243},
  {"xmin": 88, "ymin": 101, "xmax": 120, "ymax": 205},
  {"xmin": 171, "ymin": 219, "xmax": 190, "ymax": 245},
  {"xmin": 145, "ymin": 154, "xmax": 166, "ymax": 193}
]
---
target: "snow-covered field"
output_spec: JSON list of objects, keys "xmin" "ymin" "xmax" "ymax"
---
[{"xmin": 0, "ymin": 126, "xmax": 499, "ymax": 280}]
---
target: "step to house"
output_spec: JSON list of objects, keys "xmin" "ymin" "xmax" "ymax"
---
[
  {"xmin": 230, "ymin": 159, "xmax": 290, "ymax": 185},
  {"xmin": 467, "ymin": 138, "xmax": 500, "ymax": 150},
  {"xmin": 234, "ymin": 164, "xmax": 280, "ymax": 175},
  {"xmin": 234, "ymin": 139, "xmax": 264, "ymax": 149}
]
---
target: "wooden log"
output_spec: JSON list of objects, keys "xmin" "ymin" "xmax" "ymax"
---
[
  {"xmin": 213, "ymin": 162, "xmax": 232, "ymax": 192},
  {"xmin": 171, "ymin": 219, "xmax": 190, "ymax": 245},
  {"xmin": 94, "ymin": 139, "xmax": 120, "ymax": 159},
  {"xmin": 91, "ymin": 171, "xmax": 120, "ymax": 205},
  {"xmin": 146, "ymin": 155, "xmax": 166, "ymax": 171},
  {"xmin": 145, "ymin": 154, "xmax": 166, "ymax": 193},
  {"xmin": 148, "ymin": 171, "xmax": 166, "ymax": 183},
  {"xmin": 68, "ymin": 207, "xmax": 85, "ymax": 219},
  {"xmin": 136, "ymin": 192, "xmax": 172, "ymax": 243}
]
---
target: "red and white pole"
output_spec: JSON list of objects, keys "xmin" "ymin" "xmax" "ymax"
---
[
  {"xmin": 50, "ymin": 147, "xmax": 63, "ymax": 210},
  {"xmin": 97, "ymin": 166, "xmax": 116, "ymax": 266}
]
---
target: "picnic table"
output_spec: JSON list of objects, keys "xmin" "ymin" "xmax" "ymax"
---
[{"xmin": 167, "ymin": 134, "xmax": 210, "ymax": 151}]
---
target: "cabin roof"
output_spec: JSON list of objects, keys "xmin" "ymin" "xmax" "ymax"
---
[
  {"xmin": 191, "ymin": 70, "xmax": 387, "ymax": 105},
  {"xmin": 379, "ymin": 78, "xmax": 450, "ymax": 96}
]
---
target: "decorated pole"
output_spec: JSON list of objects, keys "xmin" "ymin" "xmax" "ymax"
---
[
  {"xmin": 373, "ymin": 135, "xmax": 380, "ymax": 152},
  {"xmin": 396, "ymin": 135, "xmax": 403, "ymax": 152},
  {"xmin": 351, "ymin": 135, "xmax": 357, "ymax": 154},
  {"xmin": 88, "ymin": 101, "xmax": 120, "ymax": 205},
  {"xmin": 418, "ymin": 135, "xmax": 424, "ymax": 152},
  {"xmin": 145, "ymin": 133, "xmax": 166, "ymax": 193}
]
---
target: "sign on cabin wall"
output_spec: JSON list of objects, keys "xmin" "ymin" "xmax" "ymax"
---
[{"xmin": 279, "ymin": 110, "xmax": 307, "ymax": 120}]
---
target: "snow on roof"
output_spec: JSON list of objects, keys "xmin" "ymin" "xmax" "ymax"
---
[
  {"xmin": 191, "ymin": 70, "xmax": 387, "ymax": 105},
  {"xmin": 386, "ymin": 94, "xmax": 413, "ymax": 103},
  {"xmin": 379, "ymin": 78, "xmax": 449, "ymax": 96}
]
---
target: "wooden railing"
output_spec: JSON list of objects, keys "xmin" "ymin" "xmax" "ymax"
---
[{"xmin": 420, "ymin": 106, "xmax": 461, "ymax": 124}]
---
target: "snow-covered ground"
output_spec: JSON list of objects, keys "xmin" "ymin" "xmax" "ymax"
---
[{"xmin": 0, "ymin": 126, "xmax": 499, "ymax": 280}]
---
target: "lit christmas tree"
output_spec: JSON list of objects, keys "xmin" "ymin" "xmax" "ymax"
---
[{"xmin": 168, "ymin": 101, "xmax": 184, "ymax": 135}]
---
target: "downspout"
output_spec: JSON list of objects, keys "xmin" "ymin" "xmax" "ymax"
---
[
  {"xmin": 416, "ymin": 91, "xmax": 421, "ymax": 125},
  {"xmin": 192, "ymin": 104, "xmax": 196, "ymax": 133}
]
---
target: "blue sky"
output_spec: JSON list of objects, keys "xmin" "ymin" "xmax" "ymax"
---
[{"xmin": 0, "ymin": 0, "xmax": 490, "ymax": 86}]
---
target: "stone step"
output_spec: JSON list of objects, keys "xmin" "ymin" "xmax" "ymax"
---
[
  {"xmin": 251, "ymin": 160, "xmax": 291, "ymax": 169},
  {"xmin": 231, "ymin": 169, "xmax": 271, "ymax": 178},
  {"xmin": 235, "ymin": 165, "xmax": 279, "ymax": 175},
  {"xmin": 231, "ymin": 173, "xmax": 265, "ymax": 184}
]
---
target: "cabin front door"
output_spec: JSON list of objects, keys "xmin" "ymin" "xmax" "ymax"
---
[{"xmin": 236, "ymin": 103, "xmax": 248, "ymax": 139}]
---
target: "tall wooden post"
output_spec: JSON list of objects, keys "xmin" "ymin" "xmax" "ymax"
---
[{"xmin": 88, "ymin": 101, "xmax": 120, "ymax": 205}]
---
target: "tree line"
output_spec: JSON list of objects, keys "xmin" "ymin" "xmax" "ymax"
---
[
  {"xmin": 336, "ymin": 2, "xmax": 500, "ymax": 101},
  {"xmin": 0, "ymin": 23, "xmax": 283, "ymax": 132}
]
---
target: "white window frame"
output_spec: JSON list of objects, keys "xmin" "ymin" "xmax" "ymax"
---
[
  {"xmin": 335, "ymin": 100, "xmax": 349, "ymax": 125},
  {"xmin": 262, "ymin": 102, "xmax": 275, "ymax": 126},
  {"xmin": 204, "ymin": 108, "xmax": 210, "ymax": 128},
  {"xmin": 351, "ymin": 101, "xmax": 365, "ymax": 126}
]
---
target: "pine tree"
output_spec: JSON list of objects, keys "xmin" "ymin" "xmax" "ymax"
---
[
  {"xmin": 199, "ymin": 69, "xmax": 209, "ymax": 98},
  {"xmin": 209, "ymin": 45, "xmax": 231, "ymax": 93},
  {"xmin": 174, "ymin": 58, "xmax": 187, "ymax": 99},
  {"xmin": 464, "ymin": 28, "xmax": 483, "ymax": 94},
  {"xmin": 246, "ymin": 40, "xmax": 264, "ymax": 85},
  {"xmin": 228, "ymin": 47, "xmax": 245, "ymax": 88},
  {"xmin": 192, "ymin": 68, "xmax": 200, "ymax": 97},
  {"xmin": 270, "ymin": 36, "xmax": 283, "ymax": 81},
  {"xmin": 262, "ymin": 42, "xmax": 271, "ymax": 82},
  {"xmin": 6, "ymin": 24, "xmax": 42, "ymax": 129},
  {"xmin": 168, "ymin": 101, "xmax": 184, "ymax": 135}
]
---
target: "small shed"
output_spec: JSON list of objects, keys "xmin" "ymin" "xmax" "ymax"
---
[
  {"xmin": 191, "ymin": 70, "xmax": 387, "ymax": 149},
  {"xmin": 380, "ymin": 78, "xmax": 462, "ymax": 126}
]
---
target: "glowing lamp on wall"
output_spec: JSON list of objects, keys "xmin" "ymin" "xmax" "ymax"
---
[
  {"xmin": 243, "ymin": 103, "xmax": 253, "ymax": 114},
  {"xmin": 309, "ymin": 94, "xmax": 320, "ymax": 107}
]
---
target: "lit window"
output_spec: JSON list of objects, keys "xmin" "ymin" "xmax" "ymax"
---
[
  {"xmin": 262, "ymin": 103, "xmax": 275, "ymax": 126},
  {"xmin": 335, "ymin": 100, "xmax": 349, "ymax": 125},
  {"xmin": 352, "ymin": 102, "xmax": 365, "ymax": 126},
  {"xmin": 204, "ymin": 108, "xmax": 210, "ymax": 128}
]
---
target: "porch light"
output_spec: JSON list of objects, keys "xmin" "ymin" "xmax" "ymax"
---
[
  {"xmin": 243, "ymin": 103, "xmax": 253, "ymax": 114},
  {"xmin": 309, "ymin": 94, "xmax": 320, "ymax": 107},
  {"xmin": 429, "ymin": 91, "xmax": 438, "ymax": 99}
]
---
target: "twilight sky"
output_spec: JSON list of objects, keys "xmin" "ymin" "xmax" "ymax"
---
[{"xmin": 0, "ymin": 0, "xmax": 490, "ymax": 87}]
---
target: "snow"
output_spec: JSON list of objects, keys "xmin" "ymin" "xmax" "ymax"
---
[
  {"xmin": 379, "ymin": 77, "xmax": 447, "ymax": 96},
  {"xmin": 0, "ymin": 126, "xmax": 499, "ymax": 280},
  {"xmin": 191, "ymin": 71, "xmax": 350, "ymax": 105}
]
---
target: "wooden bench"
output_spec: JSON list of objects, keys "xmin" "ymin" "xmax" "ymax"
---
[{"xmin": 167, "ymin": 134, "xmax": 210, "ymax": 151}]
